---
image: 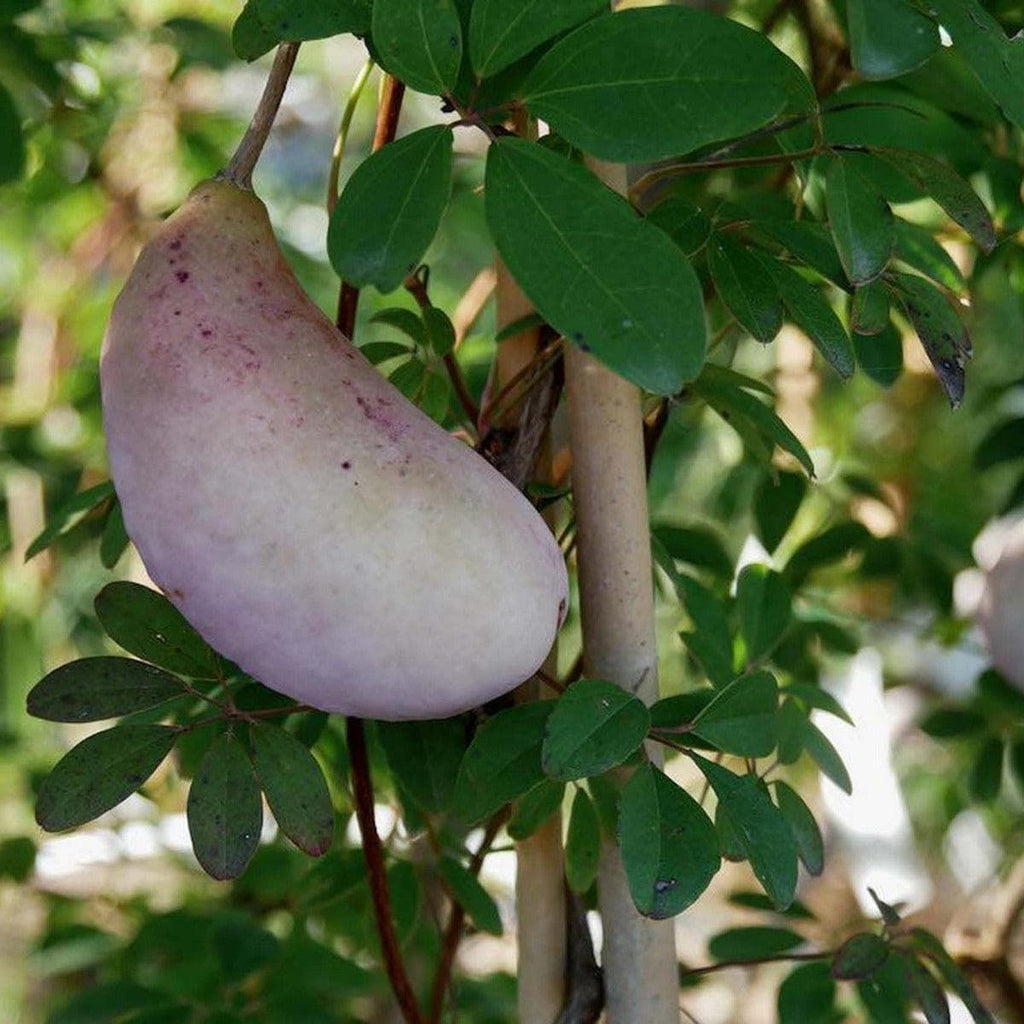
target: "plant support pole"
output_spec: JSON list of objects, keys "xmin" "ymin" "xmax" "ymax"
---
[{"xmin": 565, "ymin": 158, "xmax": 679, "ymax": 1024}]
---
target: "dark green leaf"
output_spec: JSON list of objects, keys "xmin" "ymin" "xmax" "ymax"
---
[
  {"xmin": 893, "ymin": 221, "xmax": 966, "ymax": 294},
  {"xmin": 486, "ymin": 138, "xmax": 705, "ymax": 394},
  {"xmin": 565, "ymin": 788, "xmax": 601, "ymax": 893},
  {"xmin": 0, "ymin": 836, "xmax": 36, "ymax": 882},
  {"xmin": 452, "ymin": 702, "xmax": 552, "ymax": 823},
  {"xmin": 857, "ymin": 949, "xmax": 911, "ymax": 1023},
  {"xmin": 833, "ymin": 931, "xmax": 890, "ymax": 980},
  {"xmin": 775, "ymin": 780, "xmax": 824, "ymax": 876},
  {"xmin": 674, "ymin": 574, "xmax": 735, "ymax": 687},
  {"xmin": 753, "ymin": 470, "xmax": 806, "ymax": 553},
  {"xmin": 783, "ymin": 683, "xmax": 854, "ymax": 725},
  {"xmin": 737, "ymin": 564, "xmax": 792, "ymax": 663},
  {"xmin": 48, "ymin": 983, "xmax": 179, "ymax": 1024},
  {"xmin": 905, "ymin": 957, "xmax": 951, "ymax": 1024},
  {"xmin": 976, "ymin": 419, "xmax": 1024, "ymax": 471},
  {"xmin": 652, "ymin": 523, "xmax": 732, "ymax": 579},
  {"xmin": 777, "ymin": 699, "xmax": 805, "ymax": 764},
  {"xmin": 852, "ymin": 279, "xmax": 891, "ymax": 335},
  {"xmin": 910, "ymin": 928, "xmax": 996, "ymax": 1024},
  {"xmin": 708, "ymin": 234, "xmax": 783, "ymax": 344},
  {"xmin": 1011, "ymin": 739, "xmax": 1024, "ymax": 793},
  {"xmin": 370, "ymin": 307, "xmax": 427, "ymax": 344},
  {"xmin": 213, "ymin": 913, "xmax": 280, "ymax": 980},
  {"xmin": 919, "ymin": 707, "xmax": 987, "ymax": 738},
  {"xmin": 869, "ymin": 886, "xmax": 903, "ymax": 926},
  {"xmin": 359, "ymin": 341, "xmax": 415, "ymax": 365},
  {"xmin": 187, "ymin": 731, "xmax": 262, "ymax": 880},
  {"xmin": 439, "ymin": 857, "xmax": 502, "ymax": 935},
  {"xmin": 825, "ymin": 156, "xmax": 894, "ymax": 286},
  {"xmin": 0, "ymin": 83, "xmax": 24, "ymax": 184},
  {"xmin": 27, "ymin": 657, "xmax": 185, "ymax": 723},
  {"xmin": 494, "ymin": 311, "xmax": 545, "ymax": 342},
  {"xmin": 371, "ymin": 0, "xmax": 462, "ymax": 94},
  {"xmin": 708, "ymin": 925, "xmax": 805, "ymax": 960},
  {"xmin": 389, "ymin": 356, "xmax": 428, "ymax": 400},
  {"xmin": 36, "ymin": 725, "xmax": 177, "ymax": 832},
  {"xmin": 984, "ymin": 666, "xmax": 1024, "ymax": 716},
  {"xmin": 543, "ymin": 678, "xmax": 650, "ymax": 780},
  {"xmin": 778, "ymin": 962, "xmax": 839, "ymax": 1024},
  {"xmin": 378, "ymin": 717, "xmax": 467, "ymax": 813},
  {"xmin": 251, "ymin": 723, "xmax": 333, "ymax": 856},
  {"xmin": 728, "ymin": 889, "xmax": 816, "ymax": 920},
  {"xmin": 468, "ymin": 0, "xmax": 606, "ymax": 77},
  {"xmin": 519, "ymin": 6, "xmax": 812, "ymax": 162},
  {"xmin": 328, "ymin": 126, "xmax": 453, "ymax": 293},
  {"xmin": 693, "ymin": 754, "xmax": 798, "ymax": 909},
  {"xmin": 846, "ymin": 0, "xmax": 938, "ymax": 79},
  {"xmin": 691, "ymin": 671, "xmax": 778, "ymax": 757},
  {"xmin": 784, "ymin": 521, "xmax": 871, "ymax": 589},
  {"xmin": 618, "ymin": 763, "xmax": 719, "ymax": 919},
  {"xmin": 94, "ymin": 582, "xmax": 218, "ymax": 678},
  {"xmin": 752, "ymin": 219, "xmax": 848, "ymax": 288},
  {"xmin": 969, "ymin": 737, "xmax": 1004, "ymax": 803},
  {"xmin": 508, "ymin": 778, "xmax": 565, "ymax": 840},
  {"xmin": 423, "ymin": 305, "xmax": 456, "ymax": 357},
  {"xmin": 0, "ymin": 0, "xmax": 41, "ymax": 22},
  {"xmin": 853, "ymin": 319, "xmax": 903, "ymax": 386},
  {"xmin": 649, "ymin": 691, "xmax": 715, "ymax": 732},
  {"xmin": 803, "ymin": 720, "xmax": 853, "ymax": 794},
  {"xmin": 765, "ymin": 258, "xmax": 855, "ymax": 378},
  {"xmin": 99, "ymin": 500, "xmax": 129, "ymax": 569},
  {"xmin": 890, "ymin": 270, "xmax": 972, "ymax": 408},
  {"xmin": 233, "ymin": 0, "xmax": 371, "ymax": 59},
  {"xmin": 647, "ymin": 197, "xmax": 711, "ymax": 256},
  {"xmin": 25, "ymin": 481, "xmax": 114, "ymax": 561}
]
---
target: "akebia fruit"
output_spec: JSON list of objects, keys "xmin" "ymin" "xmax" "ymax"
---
[{"xmin": 100, "ymin": 178, "xmax": 568, "ymax": 719}]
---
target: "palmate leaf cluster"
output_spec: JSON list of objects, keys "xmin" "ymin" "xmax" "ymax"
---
[{"xmin": 5, "ymin": 0, "xmax": 1024, "ymax": 1022}]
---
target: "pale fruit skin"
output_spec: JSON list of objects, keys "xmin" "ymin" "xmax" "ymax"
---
[
  {"xmin": 101, "ymin": 179, "xmax": 567, "ymax": 720},
  {"xmin": 977, "ymin": 521, "xmax": 1024, "ymax": 691}
]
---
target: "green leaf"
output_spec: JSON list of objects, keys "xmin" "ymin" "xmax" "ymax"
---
[
  {"xmin": 752, "ymin": 219, "xmax": 848, "ymax": 289},
  {"xmin": 784, "ymin": 521, "xmax": 871, "ymax": 589},
  {"xmin": 542, "ymin": 678, "xmax": 650, "ymax": 780},
  {"xmin": 99, "ymin": 499, "xmax": 129, "ymax": 569},
  {"xmin": 328, "ymin": 126, "xmax": 453, "ymax": 293},
  {"xmin": 693, "ymin": 755, "xmax": 798, "ymax": 909},
  {"xmin": 874, "ymin": 148, "xmax": 995, "ymax": 253},
  {"xmin": 485, "ymin": 138, "xmax": 705, "ymax": 394},
  {"xmin": 452, "ymin": 702, "xmax": 553, "ymax": 823},
  {"xmin": 519, "ymin": 6, "xmax": 812, "ymax": 163},
  {"xmin": 925, "ymin": 0, "xmax": 1024, "ymax": 132},
  {"xmin": 753, "ymin": 470, "xmax": 806, "ymax": 554},
  {"xmin": 825, "ymin": 156, "xmax": 894, "ymax": 286},
  {"xmin": 708, "ymin": 926, "xmax": 805, "ymax": 960},
  {"xmin": 919, "ymin": 707, "xmax": 987, "ymax": 738},
  {"xmin": 649, "ymin": 691, "xmax": 714, "ymax": 732},
  {"xmin": 652, "ymin": 523, "xmax": 732, "ymax": 579},
  {"xmin": 853, "ymin": 319, "xmax": 903, "ymax": 387},
  {"xmin": 494, "ymin": 311, "xmax": 545, "ymax": 343},
  {"xmin": 910, "ymin": 928, "xmax": 996, "ymax": 1024},
  {"xmin": 905, "ymin": 957, "xmax": 951, "ymax": 1024},
  {"xmin": 373, "ymin": 0, "xmax": 461, "ymax": 94},
  {"xmin": 693, "ymin": 371, "xmax": 814, "ymax": 476},
  {"xmin": 422, "ymin": 305, "xmax": 456, "ymax": 357},
  {"xmin": 977, "ymin": 668, "xmax": 1024, "ymax": 717},
  {"xmin": 777, "ymin": 699, "xmax": 805, "ymax": 765},
  {"xmin": 0, "ymin": 836, "xmax": 36, "ymax": 882},
  {"xmin": 775, "ymin": 780, "xmax": 824, "ymax": 876},
  {"xmin": 889, "ymin": 270, "xmax": 972, "ymax": 408},
  {"xmin": 508, "ymin": 778, "xmax": 565, "ymax": 841},
  {"xmin": 378, "ymin": 717, "xmax": 467, "ymax": 813},
  {"xmin": 27, "ymin": 657, "xmax": 186, "ymax": 723},
  {"xmin": 565, "ymin": 788, "xmax": 601, "ymax": 893},
  {"xmin": 691, "ymin": 671, "xmax": 778, "ymax": 757},
  {"xmin": 852, "ymin": 279, "xmax": 891, "ymax": 335},
  {"xmin": 976, "ymin": 419, "xmax": 1024, "ymax": 471},
  {"xmin": 846, "ymin": 0, "xmax": 938, "ymax": 80},
  {"xmin": 0, "ymin": 83, "xmax": 24, "ymax": 184},
  {"xmin": 468, "ymin": 0, "xmax": 606, "ymax": 77},
  {"xmin": 857, "ymin": 950, "xmax": 911, "ymax": 1024},
  {"xmin": 833, "ymin": 931, "xmax": 890, "ymax": 980},
  {"xmin": 25, "ymin": 481, "xmax": 114, "ymax": 561},
  {"xmin": 728, "ymin": 889, "xmax": 816, "ymax": 919},
  {"xmin": 893, "ymin": 221, "xmax": 966, "ymax": 294},
  {"xmin": 359, "ymin": 341, "xmax": 415, "ymax": 365},
  {"xmin": 233, "ymin": 0, "xmax": 371, "ymax": 59},
  {"xmin": 647, "ymin": 197, "xmax": 711, "ymax": 256},
  {"xmin": 36, "ymin": 725, "xmax": 178, "ymax": 831},
  {"xmin": 674, "ymin": 575, "xmax": 734, "ymax": 687},
  {"xmin": 803, "ymin": 720, "xmax": 853, "ymax": 794},
  {"xmin": 389, "ymin": 356, "xmax": 428, "ymax": 400},
  {"xmin": 736, "ymin": 565, "xmax": 792, "ymax": 664},
  {"xmin": 251, "ymin": 723, "xmax": 333, "ymax": 856},
  {"xmin": 783, "ymin": 683, "xmax": 854, "ymax": 726},
  {"xmin": 213, "ymin": 912, "xmax": 280, "ymax": 980},
  {"xmin": 94, "ymin": 582, "xmax": 219, "ymax": 678},
  {"xmin": 439, "ymin": 857, "xmax": 502, "ymax": 935},
  {"xmin": 1011, "ymin": 739, "xmax": 1024, "ymax": 793},
  {"xmin": 778, "ymin": 962, "xmax": 839, "ymax": 1024},
  {"xmin": 968, "ymin": 737, "xmax": 1004, "ymax": 803},
  {"xmin": 187, "ymin": 731, "xmax": 263, "ymax": 880},
  {"xmin": 48, "ymin": 983, "xmax": 180, "ymax": 1024},
  {"xmin": 618, "ymin": 763, "xmax": 719, "ymax": 919},
  {"xmin": 765, "ymin": 258, "xmax": 855, "ymax": 379},
  {"xmin": 370, "ymin": 307, "xmax": 427, "ymax": 344},
  {"xmin": 708, "ymin": 234, "xmax": 783, "ymax": 344}
]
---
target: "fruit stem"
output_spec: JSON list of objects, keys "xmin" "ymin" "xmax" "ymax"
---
[{"xmin": 221, "ymin": 42, "xmax": 300, "ymax": 189}]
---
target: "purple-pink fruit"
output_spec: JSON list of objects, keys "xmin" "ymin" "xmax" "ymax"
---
[{"xmin": 101, "ymin": 179, "xmax": 567, "ymax": 719}]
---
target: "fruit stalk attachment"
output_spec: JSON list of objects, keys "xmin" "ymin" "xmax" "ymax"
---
[{"xmin": 221, "ymin": 42, "xmax": 300, "ymax": 189}]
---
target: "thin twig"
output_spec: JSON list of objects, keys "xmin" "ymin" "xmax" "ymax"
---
[
  {"xmin": 326, "ymin": 58, "xmax": 375, "ymax": 215},
  {"xmin": 347, "ymin": 717, "xmax": 426, "ymax": 1024},
  {"xmin": 222, "ymin": 43, "xmax": 300, "ymax": 188},
  {"xmin": 679, "ymin": 950, "xmax": 831, "ymax": 980}
]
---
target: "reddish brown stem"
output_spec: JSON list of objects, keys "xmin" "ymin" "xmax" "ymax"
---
[
  {"xmin": 335, "ymin": 75, "xmax": 407, "ymax": 337},
  {"xmin": 427, "ymin": 810, "xmax": 507, "ymax": 1024},
  {"xmin": 347, "ymin": 717, "xmax": 426, "ymax": 1024}
]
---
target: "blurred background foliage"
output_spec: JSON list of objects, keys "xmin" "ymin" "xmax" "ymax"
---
[{"xmin": 3, "ymin": 0, "xmax": 1024, "ymax": 1022}]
